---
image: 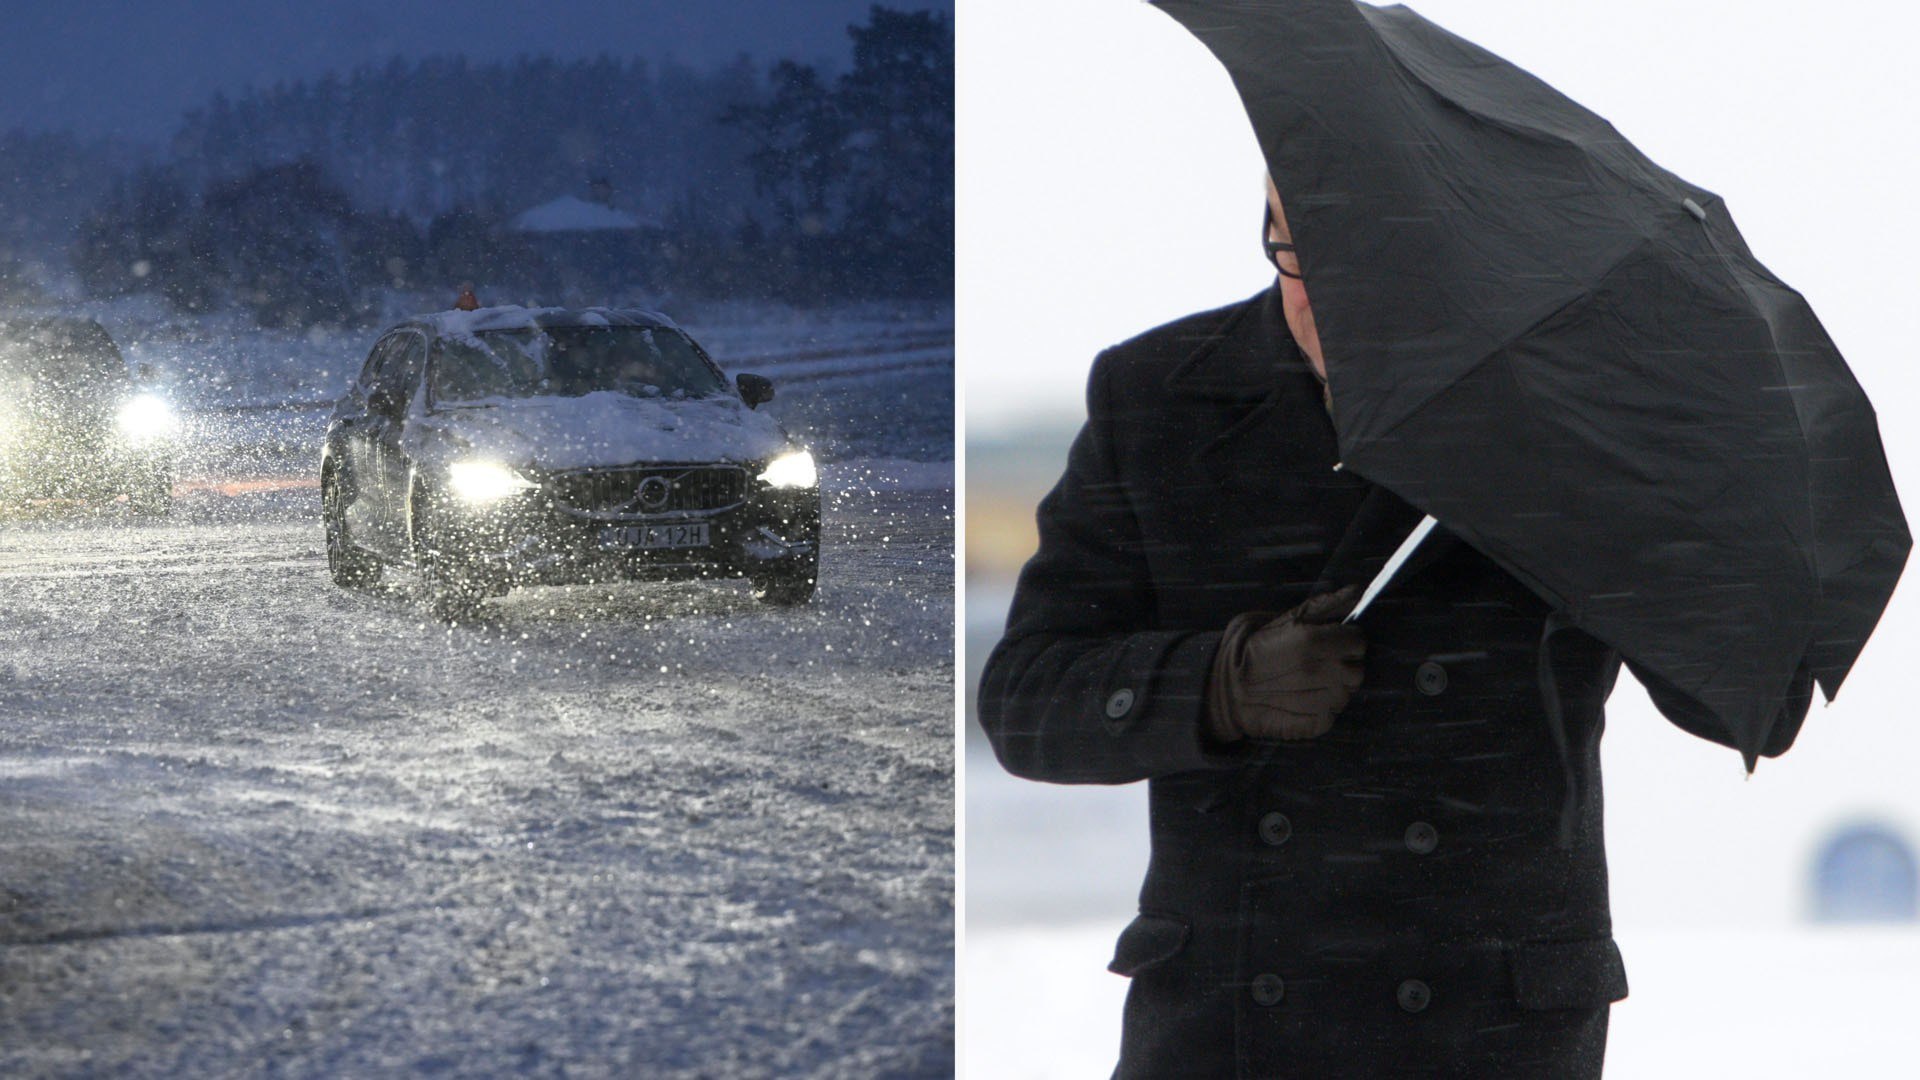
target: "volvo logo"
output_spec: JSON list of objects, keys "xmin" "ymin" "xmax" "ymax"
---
[{"xmin": 635, "ymin": 475, "xmax": 673, "ymax": 512}]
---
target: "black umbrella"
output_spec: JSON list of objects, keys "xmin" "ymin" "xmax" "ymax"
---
[{"xmin": 1153, "ymin": 0, "xmax": 1910, "ymax": 768}]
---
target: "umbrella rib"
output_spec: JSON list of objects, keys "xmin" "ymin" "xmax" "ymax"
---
[
  {"xmin": 1672, "ymin": 201, "xmax": 1822, "ymax": 591},
  {"xmin": 1350, "ymin": 280, "xmax": 1594, "ymax": 450}
]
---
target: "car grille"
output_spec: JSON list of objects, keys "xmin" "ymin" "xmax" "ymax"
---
[{"xmin": 549, "ymin": 466, "xmax": 748, "ymax": 517}]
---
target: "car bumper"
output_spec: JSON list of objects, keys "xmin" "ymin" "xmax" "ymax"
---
[{"xmin": 428, "ymin": 483, "xmax": 821, "ymax": 587}]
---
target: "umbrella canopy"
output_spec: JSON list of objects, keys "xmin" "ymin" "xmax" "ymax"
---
[{"xmin": 1154, "ymin": 0, "xmax": 1910, "ymax": 767}]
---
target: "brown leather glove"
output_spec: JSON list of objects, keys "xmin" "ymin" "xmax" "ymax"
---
[{"xmin": 1206, "ymin": 585, "xmax": 1366, "ymax": 743}]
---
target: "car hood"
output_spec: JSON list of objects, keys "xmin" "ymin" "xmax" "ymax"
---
[{"xmin": 406, "ymin": 391, "xmax": 792, "ymax": 471}]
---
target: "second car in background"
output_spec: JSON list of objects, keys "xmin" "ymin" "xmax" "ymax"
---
[{"xmin": 0, "ymin": 316, "xmax": 177, "ymax": 514}]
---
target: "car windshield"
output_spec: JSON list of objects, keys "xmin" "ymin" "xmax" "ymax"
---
[{"xmin": 429, "ymin": 325, "xmax": 729, "ymax": 406}]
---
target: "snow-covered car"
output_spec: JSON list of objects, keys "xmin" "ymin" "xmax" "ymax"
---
[
  {"xmin": 320, "ymin": 306, "xmax": 821, "ymax": 618},
  {"xmin": 0, "ymin": 316, "xmax": 177, "ymax": 514}
]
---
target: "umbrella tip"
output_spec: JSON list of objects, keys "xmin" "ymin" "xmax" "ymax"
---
[{"xmin": 1682, "ymin": 198, "xmax": 1708, "ymax": 223}]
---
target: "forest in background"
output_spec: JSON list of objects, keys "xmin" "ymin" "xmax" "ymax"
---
[{"xmin": 0, "ymin": 6, "xmax": 950, "ymax": 325}]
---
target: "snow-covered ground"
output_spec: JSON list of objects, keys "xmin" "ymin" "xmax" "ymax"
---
[{"xmin": 0, "ymin": 305, "xmax": 954, "ymax": 1077}]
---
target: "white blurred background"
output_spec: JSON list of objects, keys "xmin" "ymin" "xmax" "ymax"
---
[{"xmin": 960, "ymin": 1, "xmax": 1920, "ymax": 1075}]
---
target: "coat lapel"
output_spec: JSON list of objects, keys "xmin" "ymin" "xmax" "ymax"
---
[
  {"xmin": 1166, "ymin": 288, "xmax": 1331, "ymax": 468},
  {"xmin": 1161, "ymin": 286, "xmax": 1296, "ymax": 405},
  {"xmin": 1165, "ymin": 287, "xmax": 1461, "ymax": 600}
]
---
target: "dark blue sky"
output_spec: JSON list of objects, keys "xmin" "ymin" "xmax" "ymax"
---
[{"xmin": 0, "ymin": 0, "xmax": 951, "ymax": 144}]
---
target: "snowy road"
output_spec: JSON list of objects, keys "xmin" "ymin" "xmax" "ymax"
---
[
  {"xmin": 0, "ymin": 481, "xmax": 951, "ymax": 1078},
  {"xmin": 0, "ymin": 310, "xmax": 955, "ymax": 1077}
]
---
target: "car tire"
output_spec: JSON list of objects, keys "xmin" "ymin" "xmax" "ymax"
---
[
  {"xmin": 422, "ymin": 553, "xmax": 488, "ymax": 623},
  {"xmin": 323, "ymin": 468, "xmax": 382, "ymax": 588},
  {"xmin": 413, "ymin": 491, "xmax": 495, "ymax": 622},
  {"xmin": 751, "ymin": 552, "xmax": 819, "ymax": 606}
]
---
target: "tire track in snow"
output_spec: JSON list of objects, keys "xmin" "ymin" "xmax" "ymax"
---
[{"xmin": 1, "ymin": 903, "xmax": 449, "ymax": 948}]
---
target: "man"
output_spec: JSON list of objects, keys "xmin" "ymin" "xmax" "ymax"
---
[{"xmin": 976, "ymin": 181, "xmax": 1640, "ymax": 1078}]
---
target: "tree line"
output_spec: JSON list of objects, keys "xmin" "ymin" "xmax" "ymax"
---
[{"xmin": 58, "ymin": 5, "xmax": 950, "ymax": 325}]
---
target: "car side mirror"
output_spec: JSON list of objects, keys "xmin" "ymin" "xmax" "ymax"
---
[
  {"xmin": 737, "ymin": 373, "xmax": 774, "ymax": 409},
  {"xmin": 368, "ymin": 385, "xmax": 403, "ymax": 419}
]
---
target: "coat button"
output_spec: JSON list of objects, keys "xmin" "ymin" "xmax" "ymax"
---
[
  {"xmin": 1251, "ymin": 973, "xmax": 1286, "ymax": 1006},
  {"xmin": 1414, "ymin": 661, "xmax": 1448, "ymax": 696},
  {"xmin": 1396, "ymin": 979, "xmax": 1432, "ymax": 1014},
  {"xmin": 1105, "ymin": 688, "xmax": 1135, "ymax": 719},
  {"xmin": 1404, "ymin": 821, "xmax": 1438, "ymax": 854},
  {"xmin": 1258, "ymin": 812, "xmax": 1292, "ymax": 847}
]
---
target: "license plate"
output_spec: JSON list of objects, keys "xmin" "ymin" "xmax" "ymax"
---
[{"xmin": 599, "ymin": 523, "xmax": 710, "ymax": 550}]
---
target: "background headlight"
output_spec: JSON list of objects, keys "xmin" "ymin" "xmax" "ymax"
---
[
  {"xmin": 116, "ymin": 394, "xmax": 179, "ymax": 444},
  {"xmin": 758, "ymin": 449, "xmax": 817, "ymax": 489},
  {"xmin": 448, "ymin": 460, "xmax": 537, "ymax": 502}
]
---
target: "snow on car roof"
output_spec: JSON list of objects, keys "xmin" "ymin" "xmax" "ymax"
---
[{"xmin": 411, "ymin": 305, "xmax": 684, "ymax": 340}]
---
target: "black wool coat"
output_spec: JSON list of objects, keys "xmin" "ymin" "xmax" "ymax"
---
[{"xmin": 978, "ymin": 288, "xmax": 1633, "ymax": 1079}]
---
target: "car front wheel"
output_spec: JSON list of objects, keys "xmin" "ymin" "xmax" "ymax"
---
[
  {"xmin": 421, "ymin": 550, "xmax": 489, "ymax": 622},
  {"xmin": 751, "ymin": 552, "xmax": 818, "ymax": 606},
  {"xmin": 412, "ymin": 490, "xmax": 500, "ymax": 622},
  {"xmin": 323, "ymin": 469, "xmax": 382, "ymax": 588}
]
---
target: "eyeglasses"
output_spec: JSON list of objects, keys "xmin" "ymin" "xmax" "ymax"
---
[
  {"xmin": 1262, "ymin": 204, "xmax": 1304, "ymax": 281},
  {"xmin": 1264, "ymin": 240, "xmax": 1303, "ymax": 280}
]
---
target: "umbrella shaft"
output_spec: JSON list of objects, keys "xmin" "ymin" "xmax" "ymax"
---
[{"xmin": 1346, "ymin": 515, "xmax": 1439, "ymax": 623}]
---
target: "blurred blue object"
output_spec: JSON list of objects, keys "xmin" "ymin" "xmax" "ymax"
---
[{"xmin": 1811, "ymin": 823, "xmax": 1918, "ymax": 923}]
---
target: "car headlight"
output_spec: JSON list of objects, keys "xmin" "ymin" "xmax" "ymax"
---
[
  {"xmin": 116, "ymin": 394, "xmax": 180, "ymax": 444},
  {"xmin": 758, "ymin": 449, "xmax": 817, "ymax": 489},
  {"xmin": 448, "ymin": 460, "xmax": 537, "ymax": 503}
]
